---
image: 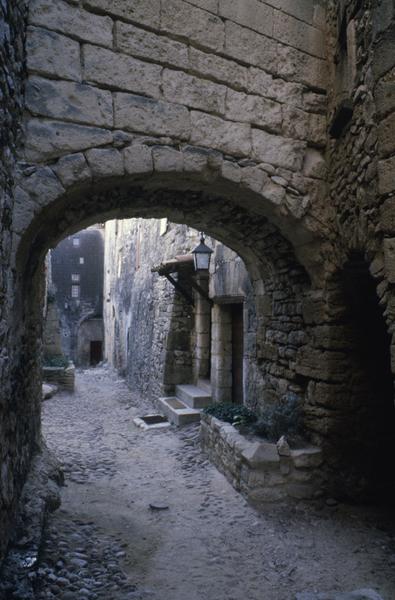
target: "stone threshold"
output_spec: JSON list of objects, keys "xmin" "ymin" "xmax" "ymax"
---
[{"xmin": 200, "ymin": 413, "xmax": 325, "ymax": 503}]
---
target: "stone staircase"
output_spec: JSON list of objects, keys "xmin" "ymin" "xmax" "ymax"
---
[{"xmin": 158, "ymin": 382, "xmax": 212, "ymax": 426}]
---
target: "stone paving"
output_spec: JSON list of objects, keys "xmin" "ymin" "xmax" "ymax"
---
[{"xmin": 27, "ymin": 367, "xmax": 395, "ymax": 600}]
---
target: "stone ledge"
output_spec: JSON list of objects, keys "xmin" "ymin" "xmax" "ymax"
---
[{"xmin": 200, "ymin": 413, "xmax": 324, "ymax": 503}]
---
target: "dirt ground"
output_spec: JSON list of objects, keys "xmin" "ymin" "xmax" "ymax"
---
[{"xmin": 35, "ymin": 366, "xmax": 395, "ymax": 600}]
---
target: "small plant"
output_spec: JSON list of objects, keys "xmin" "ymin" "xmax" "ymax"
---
[
  {"xmin": 203, "ymin": 402, "xmax": 257, "ymax": 426},
  {"xmin": 253, "ymin": 392, "xmax": 303, "ymax": 443}
]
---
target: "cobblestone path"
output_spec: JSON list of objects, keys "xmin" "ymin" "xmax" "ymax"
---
[{"xmin": 33, "ymin": 367, "xmax": 395, "ymax": 600}]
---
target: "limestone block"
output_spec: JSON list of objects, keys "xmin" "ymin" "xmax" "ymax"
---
[
  {"xmin": 303, "ymin": 148, "xmax": 327, "ymax": 180},
  {"xmin": 218, "ymin": 0, "xmax": 274, "ymax": 38},
  {"xmin": 182, "ymin": 146, "xmax": 209, "ymax": 173},
  {"xmin": 83, "ymin": 0, "xmax": 161, "ymax": 29},
  {"xmin": 189, "ymin": 47, "xmax": 247, "ymax": 90},
  {"xmin": 26, "ymin": 26, "xmax": 81, "ymax": 82},
  {"xmin": 383, "ymin": 238, "xmax": 395, "ymax": 283},
  {"xmin": 226, "ymin": 90, "xmax": 282, "ymax": 131},
  {"xmin": 267, "ymin": 0, "xmax": 314, "ymax": 25},
  {"xmin": 115, "ymin": 22, "xmax": 188, "ymax": 70},
  {"xmin": 240, "ymin": 166, "xmax": 269, "ymax": 194},
  {"xmin": 187, "ymin": 0, "xmax": 218, "ymax": 12},
  {"xmin": 85, "ymin": 148, "xmax": 124, "ymax": 178},
  {"xmin": 380, "ymin": 198, "xmax": 395, "ymax": 233},
  {"xmin": 12, "ymin": 187, "xmax": 36, "ymax": 234},
  {"xmin": 221, "ymin": 160, "xmax": 242, "ymax": 183},
  {"xmin": 26, "ymin": 77, "xmax": 113, "ymax": 128},
  {"xmin": 273, "ymin": 11, "xmax": 325, "ymax": 59},
  {"xmin": 247, "ymin": 67, "xmax": 303, "ymax": 107},
  {"xmin": 190, "ymin": 111, "xmax": 251, "ymax": 157},
  {"xmin": 19, "ymin": 167, "xmax": 65, "ymax": 207},
  {"xmin": 224, "ymin": 21, "xmax": 277, "ymax": 71},
  {"xmin": 161, "ymin": 0, "xmax": 225, "ymax": 52},
  {"xmin": 291, "ymin": 447, "xmax": 323, "ymax": 468},
  {"xmin": 123, "ymin": 145, "xmax": 153, "ymax": 175},
  {"xmin": 277, "ymin": 44, "xmax": 327, "ymax": 91},
  {"xmin": 29, "ymin": 0, "xmax": 113, "ymax": 47},
  {"xmin": 375, "ymin": 82, "xmax": 395, "ymax": 118},
  {"xmin": 378, "ymin": 156, "xmax": 395, "ymax": 195},
  {"xmin": 114, "ymin": 93, "xmax": 190, "ymax": 140},
  {"xmin": 378, "ymin": 112, "xmax": 395, "ymax": 157},
  {"xmin": 53, "ymin": 153, "xmax": 91, "ymax": 187},
  {"xmin": 241, "ymin": 441, "xmax": 280, "ymax": 468},
  {"xmin": 24, "ymin": 118, "xmax": 113, "ymax": 162},
  {"xmin": 252, "ymin": 129, "xmax": 305, "ymax": 171},
  {"xmin": 295, "ymin": 589, "xmax": 384, "ymax": 600},
  {"xmin": 163, "ymin": 69, "xmax": 226, "ymax": 115},
  {"xmin": 83, "ymin": 45, "xmax": 162, "ymax": 99},
  {"xmin": 153, "ymin": 146, "xmax": 184, "ymax": 172}
]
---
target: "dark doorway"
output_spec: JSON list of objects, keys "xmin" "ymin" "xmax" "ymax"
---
[
  {"xmin": 231, "ymin": 304, "xmax": 244, "ymax": 404},
  {"xmin": 90, "ymin": 340, "xmax": 103, "ymax": 366},
  {"xmin": 341, "ymin": 256, "xmax": 395, "ymax": 501}
]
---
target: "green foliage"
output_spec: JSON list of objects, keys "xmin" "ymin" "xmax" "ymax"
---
[
  {"xmin": 43, "ymin": 355, "xmax": 69, "ymax": 368},
  {"xmin": 203, "ymin": 402, "xmax": 257, "ymax": 426},
  {"xmin": 253, "ymin": 392, "xmax": 303, "ymax": 442}
]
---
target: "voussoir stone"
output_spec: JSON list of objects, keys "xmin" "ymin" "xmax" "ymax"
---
[
  {"xmin": 83, "ymin": 45, "xmax": 162, "ymax": 99},
  {"xmin": 29, "ymin": 0, "xmax": 113, "ymax": 47},
  {"xmin": 152, "ymin": 146, "xmax": 184, "ymax": 172},
  {"xmin": 252, "ymin": 129, "xmax": 305, "ymax": 171},
  {"xmin": 53, "ymin": 153, "xmax": 92, "ymax": 187},
  {"xmin": 26, "ymin": 76, "xmax": 113, "ymax": 128},
  {"xmin": 123, "ymin": 145, "xmax": 153, "ymax": 175},
  {"xmin": 85, "ymin": 148, "xmax": 124, "ymax": 178},
  {"xmin": 226, "ymin": 89, "xmax": 282, "ymax": 131},
  {"xmin": 163, "ymin": 69, "xmax": 227, "ymax": 115},
  {"xmin": 19, "ymin": 167, "xmax": 65, "ymax": 207},
  {"xmin": 26, "ymin": 26, "xmax": 81, "ymax": 82},
  {"xmin": 24, "ymin": 118, "xmax": 113, "ymax": 162},
  {"xmin": 114, "ymin": 93, "xmax": 190, "ymax": 140}
]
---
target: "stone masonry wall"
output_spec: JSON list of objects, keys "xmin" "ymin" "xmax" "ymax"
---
[{"xmin": 0, "ymin": 0, "xmax": 33, "ymax": 566}]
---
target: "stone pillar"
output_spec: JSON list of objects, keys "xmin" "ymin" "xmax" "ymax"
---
[
  {"xmin": 194, "ymin": 272, "xmax": 211, "ymax": 382},
  {"xmin": 211, "ymin": 304, "xmax": 232, "ymax": 403}
]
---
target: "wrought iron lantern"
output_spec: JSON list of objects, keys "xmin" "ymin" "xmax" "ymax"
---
[{"xmin": 192, "ymin": 233, "xmax": 213, "ymax": 272}]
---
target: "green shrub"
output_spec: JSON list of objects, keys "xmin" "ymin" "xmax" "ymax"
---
[
  {"xmin": 203, "ymin": 402, "xmax": 257, "ymax": 426},
  {"xmin": 253, "ymin": 392, "xmax": 303, "ymax": 442}
]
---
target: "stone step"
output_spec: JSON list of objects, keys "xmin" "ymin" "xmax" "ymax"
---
[
  {"xmin": 158, "ymin": 396, "xmax": 201, "ymax": 427},
  {"xmin": 197, "ymin": 378, "xmax": 212, "ymax": 394},
  {"xmin": 175, "ymin": 384, "xmax": 212, "ymax": 409}
]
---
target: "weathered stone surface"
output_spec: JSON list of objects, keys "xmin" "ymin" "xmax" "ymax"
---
[
  {"xmin": 277, "ymin": 44, "xmax": 327, "ymax": 90},
  {"xmin": 291, "ymin": 448, "xmax": 323, "ymax": 468},
  {"xmin": 383, "ymin": 238, "xmax": 395, "ymax": 283},
  {"xmin": 26, "ymin": 77, "xmax": 113, "ymax": 128},
  {"xmin": 190, "ymin": 111, "xmax": 251, "ymax": 157},
  {"xmin": 29, "ymin": 0, "xmax": 113, "ymax": 47},
  {"xmin": 152, "ymin": 146, "xmax": 184, "ymax": 172},
  {"xmin": 163, "ymin": 69, "xmax": 226, "ymax": 115},
  {"xmin": 161, "ymin": 0, "xmax": 225, "ymax": 52},
  {"xmin": 266, "ymin": 0, "xmax": 315, "ymax": 25},
  {"xmin": 53, "ymin": 153, "xmax": 92, "ymax": 187},
  {"xmin": 189, "ymin": 47, "xmax": 247, "ymax": 90},
  {"xmin": 19, "ymin": 167, "xmax": 65, "ymax": 207},
  {"xmin": 273, "ymin": 11, "xmax": 325, "ymax": 59},
  {"xmin": 85, "ymin": 148, "xmax": 124, "ymax": 178},
  {"xmin": 218, "ymin": 0, "xmax": 274, "ymax": 38},
  {"xmin": 114, "ymin": 93, "xmax": 190, "ymax": 139},
  {"xmin": 224, "ymin": 21, "xmax": 277, "ymax": 71},
  {"xmin": 123, "ymin": 144, "xmax": 153, "ymax": 175},
  {"xmin": 248, "ymin": 67, "xmax": 303, "ymax": 106},
  {"xmin": 24, "ymin": 119, "xmax": 113, "ymax": 162},
  {"xmin": 83, "ymin": 0, "xmax": 161, "ymax": 29},
  {"xmin": 226, "ymin": 89, "xmax": 282, "ymax": 131},
  {"xmin": 295, "ymin": 590, "xmax": 384, "ymax": 600},
  {"xmin": 115, "ymin": 21, "xmax": 189, "ymax": 69},
  {"xmin": 26, "ymin": 26, "xmax": 81, "ymax": 82},
  {"xmin": 242, "ymin": 442, "xmax": 280, "ymax": 467},
  {"xmin": 378, "ymin": 112, "xmax": 395, "ymax": 157},
  {"xmin": 252, "ymin": 129, "xmax": 305, "ymax": 171},
  {"xmin": 378, "ymin": 156, "xmax": 395, "ymax": 195},
  {"xmin": 83, "ymin": 45, "xmax": 162, "ymax": 99}
]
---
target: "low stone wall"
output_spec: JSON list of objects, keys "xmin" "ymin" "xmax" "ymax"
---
[
  {"xmin": 42, "ymin": 365, "xmax": 75, "ymax": 392},
  {"xmin": 200, "ymin": 414, "xmax": 325, "ymax": 503}
]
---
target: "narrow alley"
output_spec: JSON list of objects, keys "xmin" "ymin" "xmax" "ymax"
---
[{"xmin": 26, "ymin": 368, "xmax": 395, "ymax": 600}]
